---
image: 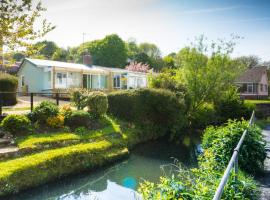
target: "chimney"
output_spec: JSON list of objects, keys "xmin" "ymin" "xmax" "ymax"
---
[{"xmin": 83, "ymin": 54, "xmax": 92, "ymax": 67}]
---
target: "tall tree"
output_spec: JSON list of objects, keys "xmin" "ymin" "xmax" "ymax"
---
[
  {"xmin": 0, "ymin": 0, "xmax": 54, "ymax": 65},
  {"xmin": 33, "ymin": 40, "xmax": 59, "ymax": 59},
  {"xmin": 234, "ymin": 55, "xmax": 260, "ymax": 69},
  {"xmin": 52, "ymin": 48, "xmax": 68, "ymax": 61},
  {"xmin": 79, "ymin": 34, "xmax": 127, "ymax": 68},
  {"xmin": 138, "ymin": 43, "xmax": 161, "ymax": 59}
]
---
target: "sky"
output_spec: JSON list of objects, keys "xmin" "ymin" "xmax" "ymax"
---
[{"xmin": 38, "ymin": 0, "xmax": 270, "ymax": 61}]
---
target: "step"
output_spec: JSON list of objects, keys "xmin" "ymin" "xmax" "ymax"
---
[{"xmin": 0, "ymin": 138, "xmax": 12, "ymax": 148}]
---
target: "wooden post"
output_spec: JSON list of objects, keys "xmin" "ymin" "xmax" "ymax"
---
[{"xmin": 30, "ymin": 93, "xmax": 34, "ymax": 112}]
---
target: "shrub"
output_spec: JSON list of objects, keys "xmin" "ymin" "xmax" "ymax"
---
[
  {"xmin": 214, "ymin": 87, "xmax": 255, "ymax": 122},
  {"xmin": 87, "ymin": 91, "xmax": 108, "ymax": 118},
  {"xmin": 60, "ymin": 105, "xmax": 73, "ymax": 118},
  {"xmin": 108, "ymin": 88, "xmax": 186, "ymax": 138},
  {"xmin": 1, "ymin": 114, "xmax": 31, "ymax": 136},
  {"xmin": 46, "ymin": 115, "xmax": 64, "ymax": 129},
  {"xmin": 202, "ymin": 120, "xmax": 266, "ymax": 175},
  {"xmin": 70, "ymin": 88, "xmax": 89, "ymax": 110},
  {"xmin": 64, "ymin": 110, "xmax": 91, "ymax": 129},
  {"xmin": 31, "ymin": 101, "xmax": 59, "ymax": 124},
  {"xmin": 0, "ymin": 73, "xmax": 18, "ymax": 106}
]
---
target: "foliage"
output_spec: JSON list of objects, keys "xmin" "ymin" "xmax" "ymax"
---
[
  {"xmin": 60, "ymin": 105, "xmax": 73, "ymax": 118},
  {"xmin": 46, "ymin": 115, "xmax": 64, "ymax": 129},
  {"xmin": 234, "ymin": 55, "xmax": 260, "ymax": 69},
  {"xmin": 214, "ymin": 87, "xmax": 256, "ymax": 122},
  {"xmin": 0, "ymin": 72, "xmax": 18, "ymax": 105},
  {"xmin": 64, "ymin": 110, "xmax": 92, "ymax": 129},
  {"xmin": 202, "ymin": 120, "xmax": 266, "ymax": 174},
  {"xmin": 139, "ymin": 42, "xmax": 161, "ymax": 60},
  {"xmin": 175, "ymin": 36, "xmax": 244, "ymax": 113},
  {"xmin": 140, "ymin": 120, "xmax": 262, "ymax": 199},
  {"xmin": 79, "ymin": 34, "xmax": 127, "ymax": 68},
  {"xmin": 31, "ymin": 101, "xmax": 59, "ymax": 124},
  {"xmin": 163, "ymin": 55, "xmax": 176, "ymax": 68},
  {"xmin": 125, "ymin": 62, "xmax": 149, "ymax": 73},
  {"xmin": 1, "ymin": 114, "xmax": 31, "ymax": 136},
  {"xmin": 0, "ymin": 0, "xmax": 54, "ymax": 60},
  {"xmin": 190, "ymin": 103, "xmax": 218, "ymax": 129},
  {"xmin": 70, "ymin": 88, "xmax": 89, "ymax": 110},
  {"xmin": 0, "ymin": 140, "xmax": 128, "ymax": 196},
  {"xmin": 108, "ymin": 88, "xmax": 186, "ymax": 139},
  {"xmin": 87, "ymin": 91, "xmax": 108, "ymax": 118},
  {"xmin": 74, "ymin": 126, "xmax": 89, "ymax": 135},
  {"xmin": 33, "ymin": 40, "xmax": 58, "ymax": 59},
  {"xmin": 52, "ymin": 48, "xmax": 69, "ymax": 61}
]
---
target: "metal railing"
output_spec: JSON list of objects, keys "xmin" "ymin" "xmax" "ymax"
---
[{"xmin": 212, "ymin": 110, "xmax": 255, "ymax": 200}]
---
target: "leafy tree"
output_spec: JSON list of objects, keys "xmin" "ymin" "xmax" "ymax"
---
[
  {"xmin": 52, "ymin": 48, "xmax": 68, "ymax": 61},
  {"xmin": 138, "ymin": 43, "xmax": 161, "ymax": 59},
  {"xmin": 0, "ymin": 0, "xmax": 54, "ymax": 64},
  {"xmin": 134, "ymin": 52, "xmax": 153, "ymax": 66},
  {"xmin": 12, "ymin": 52, "xmax": 25, "ymax": 62},
  {"xmin": 163, "ymin": 55, "xmax": 175, "ymax": 68},
  {"xmin": 125, "ymin": 38, "xmax": 139, "ymax": 61},
  {"xmin": 34, "ymin": 40, "xmax": 59, "ymax": 59},
  {"xmin": 79, "ymin": 34, "xmax": 127, "ymax": 68},
  {"xmin": 180, "ymin": 36, "xmax": 244, "ymax": 113},
  {"xmin": 234, "ymin": 55, "xmax": 260, "ymax": 69}
]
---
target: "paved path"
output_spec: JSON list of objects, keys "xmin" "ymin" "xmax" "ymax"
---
[{"xmin": 259, "ymin": 126, "xmax": 270, "ymax": 199}]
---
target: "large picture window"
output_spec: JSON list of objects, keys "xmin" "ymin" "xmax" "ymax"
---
[
  {"xmin": 56, "ymin": 73, "xmax": 67, "ymax": 86},
  {"xmin": 247, "ymin": 83, "xmax": 253, "ymax": 93}
]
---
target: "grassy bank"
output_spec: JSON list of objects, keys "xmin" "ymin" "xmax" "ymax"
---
[{"xmin": 0, "ymin": 115, "xmax": 153, "ymax": 196}]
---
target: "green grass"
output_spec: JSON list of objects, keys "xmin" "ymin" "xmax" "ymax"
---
[
  {"xmin": 255, "ymin": 119, "xmax": 270, "ymax": 129},
  {"xmin": 2, "ymin": 107, "xmax": 30, "ymax": 111},
  {"xmin": 245, "ymin": 99, "xmax": 270, "ymax": 104},
  {"xmin": 0, "ymin": 140, "xmax": 128, "ymax": 196}
]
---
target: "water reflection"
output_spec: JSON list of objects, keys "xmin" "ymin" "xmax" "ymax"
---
[{"xmin": 5, "ymin": 136, "xmax": 200, "ymax": 200}]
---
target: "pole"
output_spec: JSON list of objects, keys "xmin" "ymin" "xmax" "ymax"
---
[
  {"xmin": 30, "ymin": 93, "xmax": 34, "ymax": 112},
  {"xmin": 0, "ymin": 93, "xmax": 2, "ymax": 116},
  {"xmin": 56, "ymin": 93, "xmax": 59, "ymax": 106}
]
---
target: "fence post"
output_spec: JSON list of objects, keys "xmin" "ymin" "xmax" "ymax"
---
[
  {"xmin": 30, "ymin": 93, "xmax": 34, "ymax": 112},
  {"xmin": 56, "ymin": 93, "xmax": 59, "ymax": 106},
  {"xmin": 0, "ymin": 93, "xmax": 2, "ymax": 116}
]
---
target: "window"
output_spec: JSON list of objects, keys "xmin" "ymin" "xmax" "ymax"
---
[
  {"xmin": 260, "ymin": 84, "xmax": 263, "ymax": 91},
  {"xmin": 56, "ymin": 73, "xmax": 67, "ymax": 85},
  {"xmin": 265, "ymin": 85, "xmax": 268, "ymax": 92},
  {"xmin": 113, "ymin": 74, "xmax": 121, "ymax": 88},
  {"xmin": 21, "ymin": 76, "xmax": 25, "ymax": 86},
  {"xmin": 247, "ymin": 83, "xmax": 253, "ymax": 93}
]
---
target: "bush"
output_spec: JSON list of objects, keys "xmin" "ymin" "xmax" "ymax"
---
[
  {"xmin": 0, "ymin": 140, "xmax": 128, "ymax": 196},
  {"xmin": 87, "ymin": 91, "xmax": 108, "ymax": 118},
  {"xmin": 1, "ymin": 114, "xmax": 31, "ymax": 136},
  {"xmin": 70, "ymin": 88, "xmax": 89, "ymax": 110},
  {"xmin": 64, "ymin": 110, "xmax": 91, "ymax": 129},
  {"xmin": 190, "ymin": 103, "xmax": 218, "ymax": 129},
  {"xmin": 31, "ymin": 101, "xmax": 59, "ymax": 124},
  {"xmin": 60, "ymin": 105, "xmax": 73, "ymax": 118},
  {"xmin": 108, "ymin": 88, "xmax": 186, "ymax": 138},
  {"xmin": 214, "ymin": 87, "xmax": 255, "ymax": 122},
  {"xmin": 202, "ymin": 120, "xmax": 266, "ymax": 175},
  {"xmin": 46, "ymin": 115, "xmax": 64, "ymax": 129},
  {"xmin": 0, "ymin": 73, "xmax": 18, "ymax": 106}
]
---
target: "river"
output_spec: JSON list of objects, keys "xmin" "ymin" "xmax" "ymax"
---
[{"xmin": 6, "ymin": 135, "xmax": 201, "ymax": 200}]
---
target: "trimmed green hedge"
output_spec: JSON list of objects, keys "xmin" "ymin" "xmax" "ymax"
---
[
  {"xmin": 0, "ymin": 140, "xmax": 128, "ymax": 196},
  {"xmin": 108, "ymin": 88, "xmax": 186, "ymax": 139},
  {"xmin": 0, "ymin": 73, "xmax": 18, "ymax": 106}
]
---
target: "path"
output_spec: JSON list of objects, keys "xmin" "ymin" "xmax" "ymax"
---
[{"xmin": 259, "ymin": 126, "xmax": 270, "ymax": 199}]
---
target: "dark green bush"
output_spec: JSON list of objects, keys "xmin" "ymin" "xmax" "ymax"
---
[
  {"xmin": 64, "ymin": 110, "xmax": 91, "ymax": 129},
  {"xmin": 31, "ymin": 101, "xmax": 59, "ymax": 124},
  {"xmin": 0, "ymin": 73, "xmax": 18, "ymax": 106},
  {"xmin": 214, "ymin": 88, "xmax": 255, "ymax": 122},
  {"xmin": 202, "ymin": 120, "xmax": 266, "ymax": 175},
  {"xmin": 108, "ymin": 88, "xmax": 186, "ymax": 138},
  {"xmin": 87, "ymin": 91, "xmax": 108, "ymax": 118},
  {"xmin": 1, "ymin": 114, "xmax": 31, "ymax": 136}
]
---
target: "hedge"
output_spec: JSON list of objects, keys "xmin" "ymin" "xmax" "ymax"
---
[
  {"xmin": 0, "ymin": 73, "xmax": 18, "ymax": 106},
  {"xmin": 0, "ymin": 140, "xmax": 128, "ymax": 196},
  {"xmin": 107, "ymin": 88, "xmax": 186, "ymax": 138}
]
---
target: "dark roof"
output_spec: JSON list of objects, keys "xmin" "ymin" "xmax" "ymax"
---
[{"xmin": 236, "ymin": 66, "xmax": 268, "ymax": 83}]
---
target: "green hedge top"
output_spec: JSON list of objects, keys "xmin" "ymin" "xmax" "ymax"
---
[{"xmin": 0, "ymin": 73, "xmax": 18, "ymax": 92}]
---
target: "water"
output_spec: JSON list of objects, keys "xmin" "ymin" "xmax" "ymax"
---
[{"xmin": 5, "ymin": 135, "xmax": 200, "ymax": 200}]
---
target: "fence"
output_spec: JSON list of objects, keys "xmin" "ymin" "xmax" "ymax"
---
[
  {"xmin": 0, "ymin": 92, "xmax": 70, "ymax": 116},
  {"xmin": 212, "ymin": 110, "xmax": 255, "ymax": 200}
]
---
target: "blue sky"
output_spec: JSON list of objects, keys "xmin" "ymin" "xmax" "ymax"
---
[{"xmin": 40, "ymin": 0, "xmax": 270, "ymax": 60}]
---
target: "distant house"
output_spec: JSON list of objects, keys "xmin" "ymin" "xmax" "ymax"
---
[
  {"xmin": 17, "ymin": 58, "xmax": 148, "ymax": 93},
  {"xmin": 235, "ymin": 66, "xmax": 268, "ymax": 99}
]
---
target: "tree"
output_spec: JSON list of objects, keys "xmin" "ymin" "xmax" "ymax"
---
[
  {"xmin": 125, "ymin": 38, "xmax": 139, "ymax": 61},
  {"xmin": 52, "ymin": 48, "xmax": 68, "ymax": 61},
  {"xmin": 180, "ymin": 36, "xmax": 244, "ymax": 113},
  {"xmin": 0, "ymin": 0, "xmax": 54, "ymax": 65},
  {"xmin": 34, "ymin": 40, "xmax": 59, "ymax": 59},
  {"xmin": 125, "ymin": 62, "xmax": 149, "ymax": 73},
  {"xmin": 138, "ymin": 43, "xmax": 161, "ymax": 59},
  {"xmin": 163, "ymin": 55, "xmax": 175, "ymax": 68},
  {"xmin": 234, "ymin": 55, "xmax": 260, "ymax": 69},
  {"xmin": 78, "ymin": 34, "xmax": 127, "ymax": 68}
]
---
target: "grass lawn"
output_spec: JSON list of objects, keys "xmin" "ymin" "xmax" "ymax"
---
[
  {"xmin": 245, "ymin": 99, "xmax": 270, "ymax": 104},
  {"xmin": 2, "ymin": 107, "xmax": 30, "ymax": 111}
]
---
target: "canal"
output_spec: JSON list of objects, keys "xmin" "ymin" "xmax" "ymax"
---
[{"xmin": 6, "ymin": 135, "xmax": 201, "ymax": 200}]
